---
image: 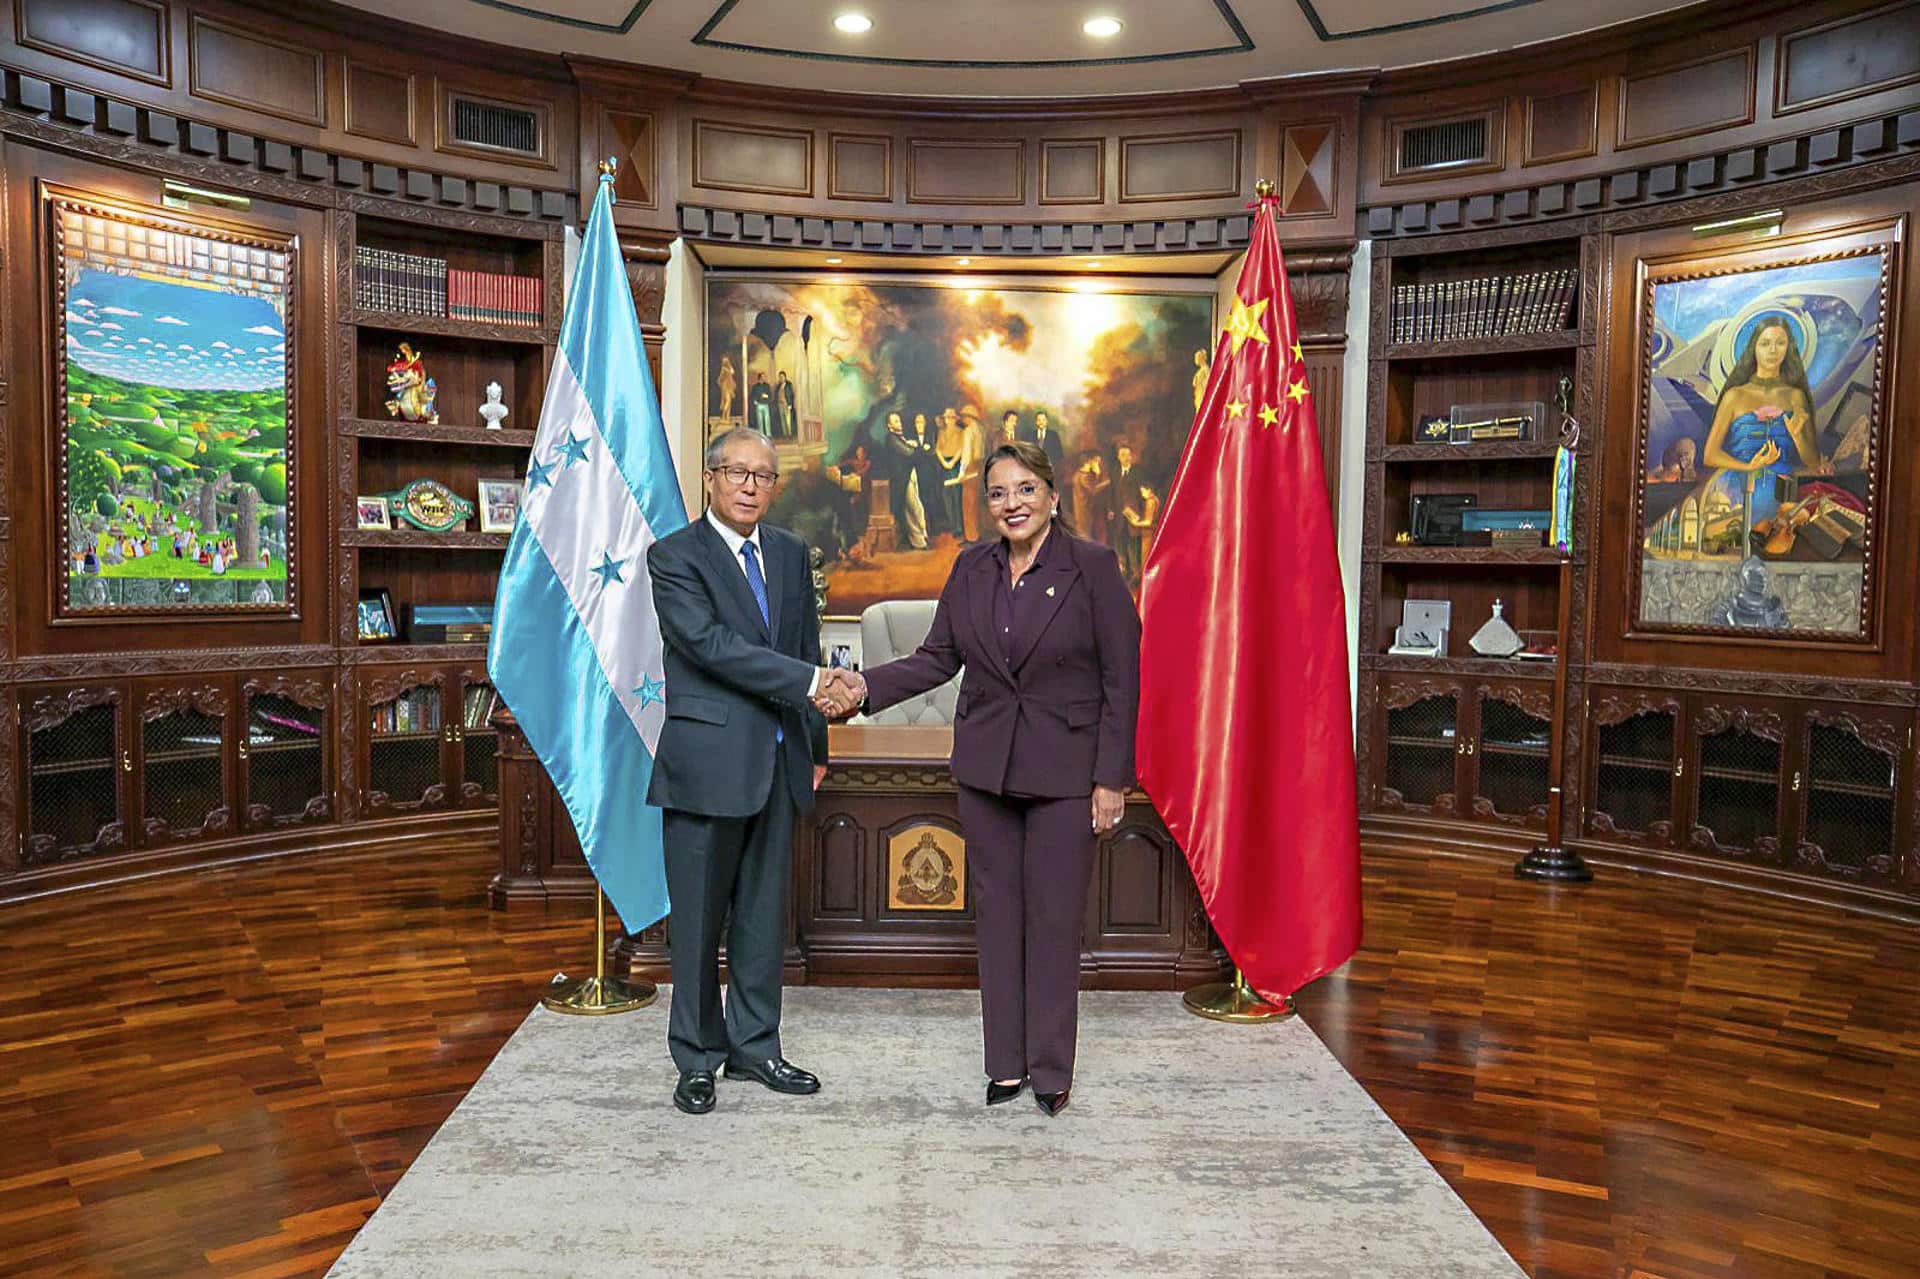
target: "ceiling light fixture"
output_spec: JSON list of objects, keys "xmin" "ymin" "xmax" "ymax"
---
[
  {"xmin": 834, "ymin": 12, "xmax": 873, "ymax": 34},
  {"xmin": 955, "ymin": 258, "xmax": 972, "ymax": 266},
  {"xmin": 825, "ymin": 257, "xmax": 844, "ymax": 264},
  {"xmin": 1085, "ymin": 260, "xmax": 1102, "ymax": 268},
  {"xmin": 1083, "ymin": 16, "xmax": 1123, "ymax": 38}
]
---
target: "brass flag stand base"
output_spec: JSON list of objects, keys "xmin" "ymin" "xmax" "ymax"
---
[
  {"xmin": 1183, "ymin": 968, "xmax": 1295, "ymax": 1023},
  {"xmin": 541, "ymin": 886, "xmax": 657, "ymax": 1016}
]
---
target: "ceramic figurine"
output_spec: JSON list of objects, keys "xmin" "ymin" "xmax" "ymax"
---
[
  {"xmin": 384, "ymin": 342, "xmax": 439, "ymax": 424},
  {"xmin": 478, "ymin": 381, "xmax": 510, "ymax": 431}
]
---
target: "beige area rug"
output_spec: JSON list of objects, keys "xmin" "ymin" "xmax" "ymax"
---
[{"xmin": 326, "ymin": 987, "xmax": 1524, "ymax": 1278}]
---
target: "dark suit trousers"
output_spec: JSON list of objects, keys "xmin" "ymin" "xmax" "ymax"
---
[
  {"xmin": 662, "ymin": 752, "xmax": 794, "ymax": 1073},
  {"xmin": 957, "ymin": 784, "xmax": 1097, "ymax": 1093}
]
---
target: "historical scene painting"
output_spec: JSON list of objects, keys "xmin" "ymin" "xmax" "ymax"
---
[
  {"xmin": 54, "ymin": 194, "xmax": 293, "ymax": 614},
  {"xmin": 704, "ymin": 274, "xmax": 1215, "ymax": 616},
  {"xmin": 1635, "ymin": 235, "xmax": 1891, "ymax": 638}
]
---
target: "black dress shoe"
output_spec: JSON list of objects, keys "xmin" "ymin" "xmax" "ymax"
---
[
  {"xmin": 986, "ymin": 1079, "xmax": 1025, "ymax": 1106},
  {"xmin": 1034, "ymin": 1087, "xmax": 1070, "ymax": 1117},
  {"xmin": 673, "ymin": 1069, "xmax": 716, "ymax": 1115},
  {"xmin": 723, "ymin": 1056, "xmax": 820, "ymax": 1094}
]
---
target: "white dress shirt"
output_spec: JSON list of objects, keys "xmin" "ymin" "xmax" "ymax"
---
[{"xmin": 706, "ymin": 508, "xmax": 819, "ymax": 697}]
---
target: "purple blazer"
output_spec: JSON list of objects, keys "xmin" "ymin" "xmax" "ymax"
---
[{"xmin": 862, "ymin": 527, "xmax": 1140, "ymax": 799}]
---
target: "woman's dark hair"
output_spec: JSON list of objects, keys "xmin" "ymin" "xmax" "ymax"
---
[
  {"xmin": 982, "ymin": 440, "xmax": 1076, "ymax": 536},
  {"xmin": 1721, "ymin": 314, "xmax": 1815, "ymax": 413}
]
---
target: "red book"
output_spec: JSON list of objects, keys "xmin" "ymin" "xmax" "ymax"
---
[{"xmin": 1135, "ymin": 187, "xmax": 1361, "ymax": 1005}]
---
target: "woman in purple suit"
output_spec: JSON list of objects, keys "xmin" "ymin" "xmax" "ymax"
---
[{"xmin": 820, "ymin": 441, "xmax": 1140, "ymax": 1116}]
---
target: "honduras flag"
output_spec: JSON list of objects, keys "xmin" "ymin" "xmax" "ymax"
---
[{"xmin": 488, "ymin": 167, "xmax": 686, "ymax": 931}]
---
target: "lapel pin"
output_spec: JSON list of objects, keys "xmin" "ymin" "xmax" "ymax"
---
[{"xmin": 1046, "ymin": 585, "xmax": 1056, "ymax": 597}]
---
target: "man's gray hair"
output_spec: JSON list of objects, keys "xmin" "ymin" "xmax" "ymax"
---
[{"xmin": 704, "ymin": 426, "xmax": 777, "ymax": 471}]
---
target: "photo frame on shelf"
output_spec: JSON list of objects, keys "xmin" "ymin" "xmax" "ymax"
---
[
  {"xmin": 1631, "ymin": 222, "xmax": 1896, "ymax": 642},
  {"xmin": 49, "ymin": 186, "xmax": 296, "ymax": 617},
  {"xmin": 356, "ymin": 587, "xmax": 398, "ymax": 642},
  {"xmin": 356, "ymin": 495, "xmax": 392, "ymax": 531},
  {"xmin": 476, "ymin": 478, "xmax": 521, "ymax": 533}
]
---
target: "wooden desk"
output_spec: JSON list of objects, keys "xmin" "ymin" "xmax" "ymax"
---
[{"xmin": 492, "ymin": 716, "xmax": 1225, "ymax": 989}]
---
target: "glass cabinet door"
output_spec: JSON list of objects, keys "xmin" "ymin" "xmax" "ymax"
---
[
  {"xmin": 455, "ymin": 668, "xmax": 500, "ymax": 808},
  {"xmin": 1587, "ymin": 692, "xmax": 1682, "ymax": 846},
  {"xmin": 364, "ymin": 670, "xmax": 449, "ymax": 814},
  {"xmin": 1471, "ymin": 683, "xmax": 1552, "ymax": 827},
  {"xmin": 1687, "ymin": 701, "xmax": 1786, "ymax": 864},
  {"xmin": 241, "ymin": 675, "xmax": 331, "ymax": 829},
  {"xmin": 138, "ymin": 681, "xmax": 233, "ymax": 845},
  {"xmin": 1796, "ymin": 710, "xmax": 1902, "ymax": 884},
  {"xmin": 1378, "ymin": 679, "xmax": 1464, "ymax": 815},
  {"xmin": 22, "ymin": 687, "xmax": 127, "ymax": 864}
]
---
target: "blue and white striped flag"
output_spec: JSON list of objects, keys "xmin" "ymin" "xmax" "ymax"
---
[{"xmin": 488, "ymin": 168, "xmax": 686, "ymax": 931}]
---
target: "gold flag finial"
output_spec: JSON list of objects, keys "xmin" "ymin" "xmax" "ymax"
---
[
  {"xmin": 599, "ymin": 156, "xmax": 618, "ymax": 177},
  {"xmin": 1254, "ymin": 178, "xmax": 1277, "ymax": 199}
]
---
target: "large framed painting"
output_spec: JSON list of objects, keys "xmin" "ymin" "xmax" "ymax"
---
[
  {"xmin": 703, "ymin": 272, "xmax": 1215, "ymax": 617},
  {"xmin": 50, "ymin": 188, "xmax": 295, "ymax": 617},
  {"xmin": 1631, "ymin": 222, "xmax": 1896, "ymax": 642}
]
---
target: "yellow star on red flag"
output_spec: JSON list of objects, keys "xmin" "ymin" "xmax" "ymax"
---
[
  {"xmin": 1222, "ymin": 295, "xmax": 1270, "ymax": 356},
  {"xmin": 1257, "ymin": 403, "xmax": 1280, "ymax": 428},
  {"xmin": 1225, "ymin": 398, "xmax": 1248, "ymax": 419},
  {"xmin": 1286, "ymin": 378, "xmax": 1310, "ymax": 405}
]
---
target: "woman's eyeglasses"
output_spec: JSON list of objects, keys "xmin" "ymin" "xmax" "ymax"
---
[{"xmin": 986, "ymin": 482, "xmax": 1043, "ymax": 507}]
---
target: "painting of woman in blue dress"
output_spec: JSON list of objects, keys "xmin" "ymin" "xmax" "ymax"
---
[{"xmin": 1634, "ymin": 231, "xmax": 1892, "ymax": 639}]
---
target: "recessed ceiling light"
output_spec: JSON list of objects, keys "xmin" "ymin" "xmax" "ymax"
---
[
  {"xmin": 955, "ymin": 258, "xmax": 972, "ymax": 266},
  {"xmin": 834, "ymin": 12, "xmax": 873, "ymax": 34},
  {"xmin": 1085, "ymin": 260, "xmax": 1102, "ymax": 268},
  {"xmin": 1083, "ymin": 16, "xmax": 1123, "ymax": 38}
]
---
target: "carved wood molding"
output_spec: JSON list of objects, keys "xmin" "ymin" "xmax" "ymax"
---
[
  {"xmin": 821, "ymin": 764, "xmax": 955, "ymax": 792},
  {"xmin": 23, "ymin": 685, "xmax": 121, "ymax": 733},
  {"xmin": 1803, "ymin": 707, "xmax": 1904, "ymax": 759},
  {"xmin": 12, "ymin": 649, "xmax": 335, "ymax": 683},
  {"xmin": 1583, "ymin": 663, "xmax": 1919, "ymax": 706},
  {"xmin": 1591, "ymin": 690, "xmax": 1683, "ymax": 727},
  {"xmin": 1381, "ymin": 676, "xmax": 1463, "ymax": 712},
  {"xmin": 0, "ymin": 696, "xmax": 16, "ymax": 874},
  {"xmin": 241, "ymin": 672, "xmax": 331, "ymax": 708},
  {"xmin": 363, "ymin": 668, "xmax": 446, "ymax": 705},
  {"xmin": 1364, "ymin": 126, "xmax": 1920, "ymax": 239},
  {"xmin": 140, "ymin": 682, "xmax": 232, "ymax": 721},
  {"xmin": 336, "ymin": 666, "xmax": 358, "ymax": 824},
  {"xmin": 1693, "ymin": 703, "xmax": 1786, "ymax": 743},
  {"xmin": 2, "ymin": 78, "xmax": 573, "ymax": 225},
  {"xmin": 1480, "ymin": 681, "xmax": 1554, "ymax": 720}
]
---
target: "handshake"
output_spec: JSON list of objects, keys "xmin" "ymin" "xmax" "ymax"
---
[{"xmin": 813, "ymin": 668, "xmax": 867, "ymax": 719}]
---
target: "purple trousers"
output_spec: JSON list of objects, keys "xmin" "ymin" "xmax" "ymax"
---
[{"xmin": 956, "ymin": 784, "xmax": 1098, "ymax": 1093}]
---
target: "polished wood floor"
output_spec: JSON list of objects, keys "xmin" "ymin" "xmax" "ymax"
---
[{"xmin": 2, "ymin": 844, "xmax": 1917, "ymax": 1279}]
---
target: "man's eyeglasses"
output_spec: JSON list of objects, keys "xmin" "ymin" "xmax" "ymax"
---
[
  {"xmin": 986, "ymin": 482, "xmax": 1043, "ymax": 507},
  {"xmin": 710, "ymin": 464, "xmax": 780, "ymax": 488}
]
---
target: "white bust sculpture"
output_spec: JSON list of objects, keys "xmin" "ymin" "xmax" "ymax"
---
[{"xmin": 479, "ymin": 381, "xmax": 510, "ymax": 430}]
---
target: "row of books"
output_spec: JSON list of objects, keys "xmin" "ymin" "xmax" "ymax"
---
[
  {"xmin": 462, "ymin": 684, "xmax": 501, "ymax": 731},
  {"xmin": 353, "ymin": 245, "xmax": 542, "ymax": 327},
  {"xmin": 370, "ymin": 687, "xmax": 443, "ymax": 736},
  {"xmin": 1390, "ymin": 268, "xmax": 1577, "ymax": 344}
]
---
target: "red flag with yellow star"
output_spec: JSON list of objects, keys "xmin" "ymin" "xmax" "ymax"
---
[{"xmin": 1136, "ymin": 187, "xmax": 1360, "ymax": 1004}]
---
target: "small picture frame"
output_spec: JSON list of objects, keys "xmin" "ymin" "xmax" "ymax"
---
[
  {"xmin": 356, "ymin": 495, "xmax": 392, "ymax": 531},
  {"xmin": 356, "ymin": 587, "xmax": 398, "ymax": 642},
  {"xmin": 477, "ymin": 478, "xmax": 521, "ymax": 534}
]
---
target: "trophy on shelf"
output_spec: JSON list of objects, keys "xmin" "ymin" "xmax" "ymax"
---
[
  {"xmin": 381, "ymin": 478, "xmax": 475, "ymax": 532},
  {"xmin": 384, "ymin": 342, "xmax": 439, "ymax": 424},
  {"xmin": 1469, "ymin": 599, "xmax": 1525, "ymax": 657}
]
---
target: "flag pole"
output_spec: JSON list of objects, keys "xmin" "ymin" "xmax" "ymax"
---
[{"xmin": 542, "ymin": 884, "xmax": 657, "ymax": 1015}]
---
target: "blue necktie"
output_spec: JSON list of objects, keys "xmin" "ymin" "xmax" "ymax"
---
[{"xmin": 741, "ymin": 542, "xmax": 780, "ymax": 743}]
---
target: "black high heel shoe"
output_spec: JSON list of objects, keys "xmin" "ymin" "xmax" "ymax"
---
[
  {"xmin": 1034, "ymin": 1087, "xmax": 1070, "ymax": 1117},
  {"xmin": 986, "ymin": 1078, "xmax": 1025, "ymax": 1106}
]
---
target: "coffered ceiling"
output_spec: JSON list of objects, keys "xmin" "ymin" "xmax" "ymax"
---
[{"xmin": 337, "ymin": 0, "xmax": 1704, "ymax": 97}]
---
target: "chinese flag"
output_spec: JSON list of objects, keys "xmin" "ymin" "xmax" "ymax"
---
[{"xmin": 1136, "ymin": 187, "xmax": 1361, "ymax": 1004}]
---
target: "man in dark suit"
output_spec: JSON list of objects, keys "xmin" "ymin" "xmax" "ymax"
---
[
  {"xmin": 647, "ymin": 427, "xmax": 854, "ymax": 1115},
  {"xmin": 1023, "ymin": 411, "xmax": 1068, "ymax": 518}
]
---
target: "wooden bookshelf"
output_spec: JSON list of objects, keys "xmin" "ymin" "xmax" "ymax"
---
[{"xmin": 1360, "ymin": 221, "xmax": 1597, "ymax": 839}]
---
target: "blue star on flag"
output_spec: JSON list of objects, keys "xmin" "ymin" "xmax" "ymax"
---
[
  {"xmin": 634, "ymin": 675, "xmax": 666, "ymax": 708},
  {"xmin": 590, "ymin": 550, "xmax": 626, "ymax": 586},
  {"xmin": 525, "ymin": 456, "xmax": 555, "ymax": 491},
  {"xmin": 556, "ymin": 432, "xmax": 591, "ymax": 469}
]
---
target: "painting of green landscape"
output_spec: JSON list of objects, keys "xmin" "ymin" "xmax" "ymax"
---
[{"xmin": 55, "ymin": 195, "xmax": 293, "ymax": 613}]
